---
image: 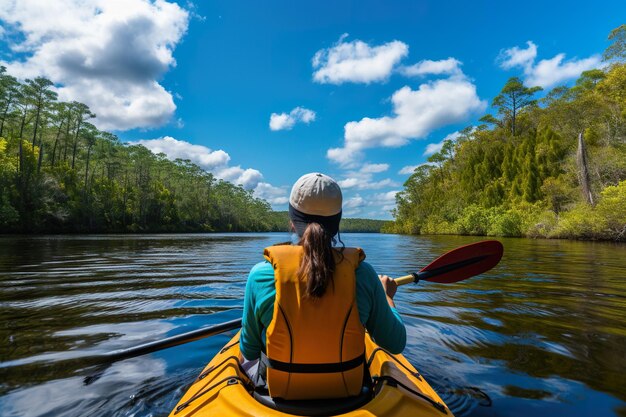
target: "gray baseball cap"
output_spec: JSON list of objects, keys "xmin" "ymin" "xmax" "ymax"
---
[
  {"xmin": 289, "ymin": 173, "xmax": 342, "ymax": 216},
  {"xmin": 288, "ymin": 173, "xmax": 343, "ymax": 237}
]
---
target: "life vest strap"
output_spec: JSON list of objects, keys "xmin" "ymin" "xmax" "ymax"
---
[{"xmin": 266, "ymin": 353, "xmax": 365, "ymax": 374}]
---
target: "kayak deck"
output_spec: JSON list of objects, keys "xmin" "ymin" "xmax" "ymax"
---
[{"xmin": 169, "ymin": 331, "xmax": 452, "ymax": 417}]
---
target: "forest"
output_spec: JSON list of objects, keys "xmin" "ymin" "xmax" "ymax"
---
[
  {"xmin": 0, "ymin": 72, "xmax": 388, "ymax": 235},
  {"xmin": 385, "ymin": 26, "xmax": 626, "ymax": 241},
  {"xmin": 0, "ymin": 68, "xmax": 285, "ymax": 233}
]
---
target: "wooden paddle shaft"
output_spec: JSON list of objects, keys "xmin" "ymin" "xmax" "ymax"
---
[
  {"xmin": 394, "ymin": 275, "xmax": 415, "ymax": 286},
  {"xmin": 393, "ymin": 252, "xmax": 493, "ymax": 287}
]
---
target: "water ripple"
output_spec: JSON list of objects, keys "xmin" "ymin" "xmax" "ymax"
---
[{"xmin": 1, "ymin": 233, "xmax": 625, "ymax": 417}]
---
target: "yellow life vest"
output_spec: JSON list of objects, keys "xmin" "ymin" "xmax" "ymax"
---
[{"xmin": 263, "ymin": 245, "xmax": 366, "ymax": 400}]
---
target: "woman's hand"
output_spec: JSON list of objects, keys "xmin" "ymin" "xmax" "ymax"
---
[{"xmin": 378, "ymin": 275, "xmax": 398, "ymax": 308}]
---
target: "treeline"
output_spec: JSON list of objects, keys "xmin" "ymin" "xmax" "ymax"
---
[
  {"xmin": 0, "ymin": 67, "xmax": 280, "ymax": 233},
  {"xmin": 341, "ymin": 218, "xmax": 389, "ymax": 233},
  {"xmin": 262, "ymin": 212, "xmax": 389, "ymax": 233},
  {"xmin": 385, "ymin": 26, "xmax": 626, "ymax": 241}
]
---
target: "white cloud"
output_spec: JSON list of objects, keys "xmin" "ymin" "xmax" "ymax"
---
[
  {"xmin": 444, "ymin": 130, "xmax": 462, "ymax": 142},
  {"xmin": 133, "ymin": 136, "xmax": 263, "ymax": 190},
  {"xmin": 328, "ymin": 155, "xmax": 405, "ymax": 216},
  {"xmin": 372, "ymin": 190, "xmax": 399, "ymax": 214},
  {"xmin": 343, "ymin": 194, "xmax": 367, "ymax": 216},
  {"xmin": 424, "ymin": 141, "xmax": 444, "ymax": 156},
  {"xmin": 134, "ymin": 136, "xmax": 229, "ymax": 169},
  {"xmin": 525, "ymin": 54, "xmax": 601, "ymax": 88},
  {"xmin": 372, "ymin": 191, "xmax": 399, "ymax": 203},
  {"xmin": 399, "ymin": 165, "xmax": 419, "ymax": 175},
  {"xmin": 337, "ymin": 162, "xmax": 397, "ymax": 191},
  {"xmin": 399, "ymin": 58, "xmax": 462, "ymax": 77},
  {"xmin": 343, "ymin": 190, "xmax": 399, "ymax": 217},
  {"xmin": 423, "ymin": 131, "xmax": 460, "ymax": 156},
  {"xmin": 498, "ymin": 41, "xmax": 601, "ymax": 88},
  {"xmin": 0, "ymin": 0, "xmax": 189, "ymax": 131},
  {"xmin": 498, "ymin": 41, "xmax": 537, "ymax": 71},
  {"xmin": 312, "ymin": 34, "xmax": 408, "ymax": 84},
  {"xmin": 399, "ymin": 163, "xmax": 434, "ymax": 175},
  {"xmin": 339, "ymin": 178, "xmax": 397, "ymax": 190},
  {"xmin": 327, "ymin": 71, "xmax": 486, "ymax": 166},
  {"xmin": 269, "ymin": 107, "xmax": 316, "ymax": 131},
  {"xmin": 337, "ymin": 178, "xmax": 360, "ymax": 189},
  {"xmin": 136, "ymin": 137, "xmax": 292, "ymax": 205},
  {"xmin": 217, "ymin": 166, "xmax": 264, "ymax": 190},
  {"xmin": 327, "ymin": 147, "xmax": 361, "ymax": 167},
  {"xmin": 360, "ymin": 163, "xmax": 389, "ymax": 174},
  {"xmin": 344, "ymin": 195, "xmax": 366, "ymax": 209},
  {"xmin": 253, "ymin": 182, "xmax": 289, "ymax": 205}
]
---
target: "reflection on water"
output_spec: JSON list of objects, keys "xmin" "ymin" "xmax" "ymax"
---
[{"xmin": 1, "ymin": 233, "xmax": 625, "ymax": 416}]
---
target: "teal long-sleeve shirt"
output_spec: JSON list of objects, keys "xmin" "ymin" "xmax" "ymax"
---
[{"xmin": 240, "ymin": 259, "xmax": 406, "ymax": 360}]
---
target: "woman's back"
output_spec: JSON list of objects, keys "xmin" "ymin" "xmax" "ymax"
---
[
  {"xmin": 240, "ymin": 256, "xmax": 406, "ymax": 361},
  {"xmin": 240, "ymin": 172, "xmax": 406, "ymax": 400}
]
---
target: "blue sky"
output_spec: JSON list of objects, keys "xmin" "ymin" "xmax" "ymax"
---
[{"xmin": 1, "ymin": 0, "xmax": 624, "ymax": 218}]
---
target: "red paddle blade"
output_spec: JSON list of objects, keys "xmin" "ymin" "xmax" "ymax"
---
[{"xmin": 418, "ymin": 240, "xmax": 503, "ymax": 283}]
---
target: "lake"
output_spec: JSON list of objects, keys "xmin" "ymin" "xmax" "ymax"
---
[{"xmin": 1, "ymin": 233, "xmax": 625, "ymax": 416}]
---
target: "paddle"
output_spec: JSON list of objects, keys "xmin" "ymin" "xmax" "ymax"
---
[
  {"xmin": 83, "ymin": 240, "xmax": 502, "ymax": 371},
  {"xmin": 82, "ymin": 319, "xmax": 243, "ymax": 384},
  {"xmin": 91, "ymin": 318, "xmax": 243, "ymax": 365},
  {"xmin": 394, "ymin": 239, "xmax": 503, "ymax": 285}
]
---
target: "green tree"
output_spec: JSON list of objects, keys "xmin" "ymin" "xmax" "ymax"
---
[
  {"xmin": 389, "ymin": 52, "xmax": 625, "ymax": 241},
  {"xmin": 491, "ymin": 77, "xmax": 542, "ymax": 136},
  {"xmin": 0, "ymin": 66, "xmax": 20, "ymax": 138},
  {"xmin": 23, "ymin": 77, "xmax": 57, "ymax": 147},
  {"xmin": 0, "ymin": 66, "xmax": 283, "ymax": 234},
  {"xmin": 603, "ymin": 24, "xmax": 626, "ymax": 62},
  {"xmin": 69, "ymin": 102, "xmax": 95, "ymax": 170},
  {"xmin": 541, "ymin": 176, "xmax": 575, "ymax": 214}
]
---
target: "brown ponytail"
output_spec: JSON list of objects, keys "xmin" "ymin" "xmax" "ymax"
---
[{"xmin": 297, "ymin": 222, "xmax": 335, "ymax": 298}]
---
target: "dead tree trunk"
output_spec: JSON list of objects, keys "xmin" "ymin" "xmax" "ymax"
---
[{"xmin": 576, "ymin": 131, "xmax": 594, "ymax": 206}]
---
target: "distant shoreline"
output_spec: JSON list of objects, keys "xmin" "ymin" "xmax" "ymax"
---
[{"xmin": 2, "ymin": 230, "xmax": 624, "ymax": 244}]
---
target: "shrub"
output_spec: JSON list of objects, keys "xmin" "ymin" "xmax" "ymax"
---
[
  {"xmin": 422, "ymin": 214, "xmax": 458, "ymax": 234},
  {"xmin": 594, "ymin": 180, "xmax": 626, "ymax": 240},
  {"xmin": 552, "ymin": 204, "xmax": 603, "ymax": 239},
  {"xmin": 488, "ymin": 209, "xmax": 524, "ymax": 236},
  {"xmin": 526, "ymin": 210, "xmax": 559, "ymax": 238},
  {"xmin": 0, "ymin": 197, "xmax": 19, "ymax": 228},
  {"xmin": 455, "ymin": 205, "xmax": 492, "ymax": 235}
]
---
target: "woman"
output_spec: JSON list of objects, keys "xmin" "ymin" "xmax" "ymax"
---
[{"xmin": 240, "ymin": 173, "xmax": 406, "ymax": 400}]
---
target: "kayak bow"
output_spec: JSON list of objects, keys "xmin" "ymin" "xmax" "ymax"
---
[{"xmin": 169, "ymin": 331, "xmax": 452, "ymax": 417}]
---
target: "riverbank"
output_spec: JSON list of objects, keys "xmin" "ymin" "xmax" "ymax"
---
[
  {"xmin": 0, "ymin": 215, "xmax": 390, "ymax": 234},
  {"xmin": 384, "ymin": 181, "xmax": 626, "ymax": 242},
  {"xmin": 389, "ymin": 61, "xmax": 626, "ymax": 244}
]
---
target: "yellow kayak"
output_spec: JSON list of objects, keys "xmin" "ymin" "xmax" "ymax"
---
[{"xmin": 169, "ymin": 331, "xmax": 453, "ymax": 417}]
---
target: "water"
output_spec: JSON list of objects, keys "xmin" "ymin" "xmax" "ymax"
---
[{"xmin": 0, "ymin": 233, "xmax": 625, "ymax": 417}]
